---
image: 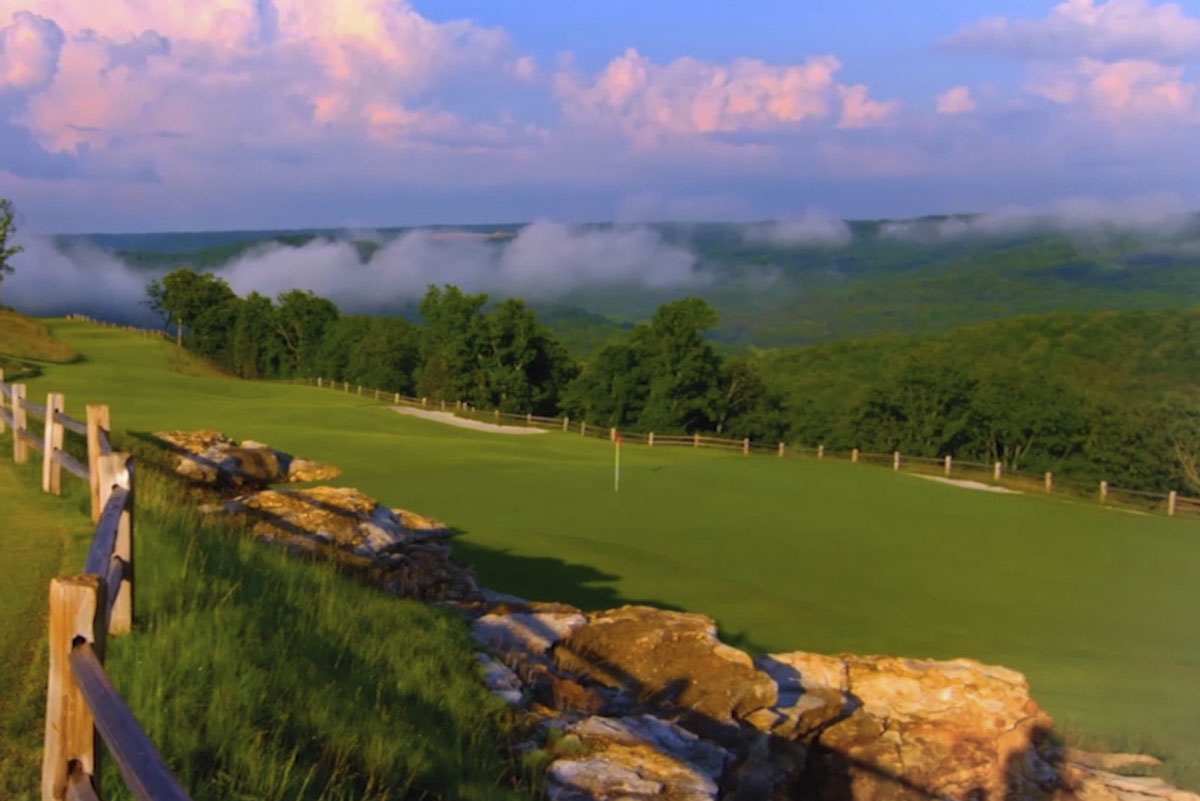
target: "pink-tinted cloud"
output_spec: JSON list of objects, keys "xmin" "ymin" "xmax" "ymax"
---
[
  {"xmin": 936, "ymin": 86, "xmax": 976, "ymax": 115},
  {"xmin": 0, "ymin": 11, "xmax": 62, "ymax": 92},
  {"xmin": 945, "ymin": 0, "xmax": 1200, "ymax": 61},
  {"xmin": 1029, "ymin": 58, "xmax": 1199, "ymax": 117},
  {"xmin": 556, "ymin": 48, "xmax": 896, "ymax": 145}
]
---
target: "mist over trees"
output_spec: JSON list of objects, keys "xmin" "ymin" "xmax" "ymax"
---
[{"xmin": 145, "ymin": 268, "xmax": 1200, "ymax": 495}]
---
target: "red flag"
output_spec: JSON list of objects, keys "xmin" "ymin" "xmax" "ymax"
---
[{"xmin": 614, "ymin": 431, "xmax": 622, "ymax": 444}]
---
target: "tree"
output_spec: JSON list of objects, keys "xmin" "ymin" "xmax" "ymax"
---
[
  {"xmin": 144, "ymin": 268, "xmax": 237, "ymax": 350},
  {"xmin": 416, "ymin": 285, "xmax": 488, "ymax": 401},
  {"xmin": 478, "ymin": 299, "xmax": 577, "ymax": 414},
  {"xmin": 0, "ymin": 198, "xmax": 23, "ymax": 307},
  {"xmin": 563, "ymin": 341, "xmax": 649, "ymax": 427},
  {"xmin": 273, "ymin": 290, "xmax": 340, "ymax": 376},
  {"xmin": 635, "ymin": 298, "xmax": 722, "ymax": 433}
]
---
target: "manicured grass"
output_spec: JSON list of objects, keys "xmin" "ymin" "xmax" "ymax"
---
[
  {"xmin": 20, "ymin": 318, "xmax": 1200, "ymax": 788},
  {"xmin": 0, "ymin": 444, "xmax": 94, "ymax": 799}
]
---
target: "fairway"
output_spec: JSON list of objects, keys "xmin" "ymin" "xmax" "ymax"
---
[{"xmin": 19, "ymin": 319, "xmax": 1200, "ymax": 783}]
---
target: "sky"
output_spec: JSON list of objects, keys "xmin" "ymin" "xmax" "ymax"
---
[{"xmin": 1, "ymin": 0, "xmax": 1200, "ymax": 233}]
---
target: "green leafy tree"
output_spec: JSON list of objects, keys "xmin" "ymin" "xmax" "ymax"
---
[
  {"xmin": 273, "ymin": 290, "xmax": 339, "ymax": 376},
  {"xmin": 416, "ymin": 285, "xmax": 488, "ymax": 401},
  {"xmin": 563, "ymin": 341, "xmax": 649, "ymax": 427},
  {"xmin": 0, "ymin": 198, "xmax": 22, "ymax": 307},
  {"xmin": 635, "ymin": 298, "xmax": 723, "ymax": 433},
  {"xmin": 477, "ymin": 299, "xmax": 577, "ymax": 414},
  {"xmin": 144, "ymin": 268, "xmax": 237, "ymax": 351},
  {"xmin": 231, "ymin": 292, "xmax": 284, "ymax": 378}
]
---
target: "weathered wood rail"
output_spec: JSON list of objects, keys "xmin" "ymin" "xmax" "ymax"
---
[
  {"xmin": 0, "ymin": 370, "xmax": 191, "ymax": 801},
  {"xmin": 299, "ymin": 375, "xmax": 1200, "ymax": 521}
]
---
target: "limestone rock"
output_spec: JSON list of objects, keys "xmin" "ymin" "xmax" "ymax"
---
[
  {"xmin": 477, "ymin": 653, "xmax": 524, "ymax": 705},
  {"xmin": 472, "ymin": 611, "xmax": 587, "ymax": 657},
  {"xmin": 764, "ymin": 652, "xmax": 1058, "ymax": 801},
  {"xmin": 1063, "ymin": 765, "xmax": 1200, "ymax": 801},
  {"xmin": 156, "ymin": 429, "xmax": 339, "ymax": 487},
  {"xmin": 554, "ymin": 606, "xmax": 776, "ymax": 735},
  {"xmin": 545, "ymin": 715, "xmax": 731, "ymax": 801}
]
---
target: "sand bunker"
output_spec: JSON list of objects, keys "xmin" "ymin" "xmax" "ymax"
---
[
  {"xmin": 915, "ymin": 475, "xmax": 1021, "ymax": 494},
  {"xmin": 390, "ymin": 405, "xmax": 547, "ymax": 435}
]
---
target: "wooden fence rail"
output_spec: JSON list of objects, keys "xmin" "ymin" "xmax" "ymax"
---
[
  {"xmin": 0, "ymin": 371, "xmax": 191, "ymax": 801},
  {"xmin": 299, "ymin": 375, "xmax": 1200, "ymax": 522}
]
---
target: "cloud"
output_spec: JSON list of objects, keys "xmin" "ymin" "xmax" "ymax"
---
[
  {"xmin": 743, "ymin": 210, "xmax": 852, "ymax": 247},
  {"xmin": 936, "ymin": 86, "xmax": 975, "ymax": 115},
  {"xmin": 1028, "ymin": 57, "xmax": 1199, "ymax": 118},
  {"xmin": 0, "ymin": 11, "xmax": 63, "ymax": 92},
  {"xmin": 555, "ymin": 48, "xmax": 896, "ymax": 145},
  {"xmin": 944, "ymin": 0, "xmax": 1200, "ymax": 62},
  {"xmin": 0, "ymin": 0, "xmax": 536, "ymax": 164},
  {"xmin": 4, "ymin": 222, "xmax": 705, "ymax": 320},
  {"xmin": 879, "ymin": 194, "xmax": 1196, "ymax": 240}
]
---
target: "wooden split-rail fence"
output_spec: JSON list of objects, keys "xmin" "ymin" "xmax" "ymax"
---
[
  {"xmin": 0, "ymin": 369, "xmax": 191, "ymax": 801},
  {"xmin": 301, "ymin": 376, "xmax": 1200, "ymax": 521}
]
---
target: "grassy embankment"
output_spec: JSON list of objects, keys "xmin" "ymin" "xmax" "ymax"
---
[
  {"xmin": 0, "ymin": 309, "xmax": 80, "ymax": 378},
  {"xmin": 0, "ymin": 318, "xmax": 537, "ymax": 800},
  {"xmin": 14, "ymin": 317, "xmax": 1200, "ymax": 789}
]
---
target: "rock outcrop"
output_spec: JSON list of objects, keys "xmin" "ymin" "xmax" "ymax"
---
[
  {"xmin": 156, "ymin": 430, "xmax": 339, "ymax": 486},
  {"xmin": 545, "ymin": 715, "xmax": 732, "ymax": 801},
  {"xmin": 758, "ymin": 652, "xmax": 1057, "ymax": 801},
  {"xmin": 220, "ymin": 486, "xmax": 478, "ymax": 601},
  {"xmin": 553, "ymin": 606, "xmax": 777, "ymax": 740}
]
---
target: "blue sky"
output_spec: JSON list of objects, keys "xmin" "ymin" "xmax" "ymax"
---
[{"xmin": 2, "ymin": 0, "xmax": 1200, "ymax": 232}]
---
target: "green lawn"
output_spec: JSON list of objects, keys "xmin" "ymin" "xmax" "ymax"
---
[{"xmin": 17, "ymin": 318, "xmax": 1200, "ymax": 786}]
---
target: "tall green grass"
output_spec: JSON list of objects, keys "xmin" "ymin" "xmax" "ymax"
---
[{"xmin": 97, "ymin": 458, "xmax": 535, "ymax": 801}]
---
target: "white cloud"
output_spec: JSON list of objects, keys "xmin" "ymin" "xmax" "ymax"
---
[
  {"xmin": 880, "ymin": 194, "xmax": 1195, "ymax": 240},
  {"xmin": 5, "ymin": 222, "xmax": 705, "ymax": 320},
  {"xmin": 743, "ymin": 210, "xmax": 852, "ymax": 247},
  {"xmin": 1028, "ymin": 57, "xmax": 1199, "ymax": 118},
  {"xmin": 944, "ymin": 0, "xmax": 1200, "ymax": 61}
]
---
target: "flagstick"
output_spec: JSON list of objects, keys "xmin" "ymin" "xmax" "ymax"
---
[{"xmin": 614, "ymin": 435, "xmax": 621, "ymax": 493}]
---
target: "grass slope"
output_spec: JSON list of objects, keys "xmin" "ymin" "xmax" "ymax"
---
[
  {"xmin": 22, "ymin": 318, "xmax": 1200, "ymax": 787},
  {"xmin": 0, "ymin": 310, "xmax": 79, "ymax": 364}
]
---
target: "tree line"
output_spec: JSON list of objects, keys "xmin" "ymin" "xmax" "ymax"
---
[{"xmin": 146, "ymin": 268, "xmax": 1200, "ymax": 495}]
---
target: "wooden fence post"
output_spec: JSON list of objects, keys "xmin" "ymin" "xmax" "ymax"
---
[
  {"xmin": 648, "ymin": 432, "xmax": 655, "ymax": 447},
  {"xmin": 993, "ymin": 461, "xmax": 1003, "ymax": 481},
  {"xmin": 743, "ymin": 438, "xmax": 750, "ymax": 456},
  {"xmin": 778, "ymin": 442, "xmax": 785, "ymax": 458},
  {"xmin": 562, "ymin": 417, "xmax": 569, "ymax": 432},
  {"xmin": 394, "ymin": 392, "xmax": 400, "ymax": 403},
  {"xmin": 893, "ymin": 451, "xmax": 901, "ymax": 471},
  {"xmin": 12, "ymin": 383, "xmax": 28, "ymax": 464},
  {"xmin": 97, "ymin": 452, "xmax": 134, "ymax": 635},
  {"xmin": 851, "ymin": 448, "xmax": 859, "ymax": 463},
  {"xmin": 343, "ymin": 381, "xmax": 349, "ymax": 392},
  {"xmin": 610, "ymin": 427, "xmax": 616, "ymax": 442},
  {"xmin": 0, "ymin": 367, "xmax": 5, "ymax": 435},
  {"xmin": 580, "ymin": 421, "xmax": 587, "ymax": 436},
  {"xmin": 422, "ymin": 397, "xmax": 427, "ymax": 407},
  {"xmin": 357, "ymin": 385, "xmax": 362, "ymax": 396},
  {"xmin": 817, "ymin": 444, "xmax": 824, "ymax": 459},
  {"xmin": 1168, "ymin": 490, "xmax": 1178, "ymax": 517},
  {"xmin": 944, "ymin": 455, "xmax": 953, "ymax": 476},
  {"xmin": 86, "ymin": 406, "xmax": 110, "ymax": 523},
  {"xmin": 317, "ymin": 377, "xmax": 323, "ymax": 388},
  {"xmin": 1099, "ymin": 480, "xmax": 1108, "ymax": 504},
  {"xmin": 41, "ymin": 574, "xmax": 105, "ymax": 801},
  {"xmin": 441, "ymin": 399, "xmax": 446, "ymax": 410},
  {"xmin": 1044, "ymin": 472, "xmax": 1053, "ymax": 493},
  {"xmin": 527, "ymin": 412, "xmax": 533, "ymax": 425},
  {"xmin": 693, "ymin": 432, "xmax": 699, "ymax": 448},
  {"xmin": 42, "ymin": 393, "xmax": 65, "ymax": 495}
]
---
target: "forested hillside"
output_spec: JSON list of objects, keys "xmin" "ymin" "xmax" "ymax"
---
[{"xmin": 143, "ymin": 268, "xmax": 1200, "ymax": 496}]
